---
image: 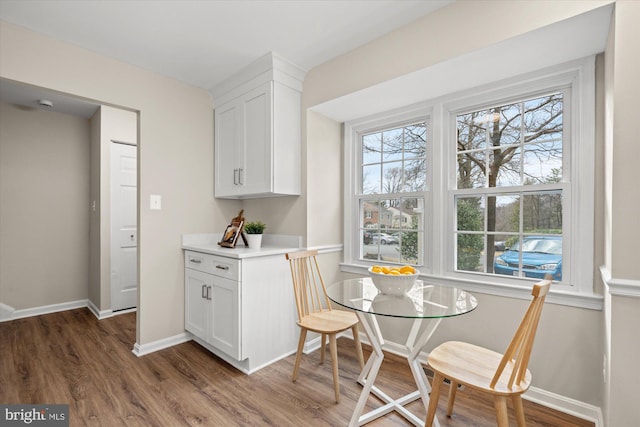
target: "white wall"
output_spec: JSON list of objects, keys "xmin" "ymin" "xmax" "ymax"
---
[{"xmin": 0, "ymin": 101, "xmax": 90, "ymax": 309}]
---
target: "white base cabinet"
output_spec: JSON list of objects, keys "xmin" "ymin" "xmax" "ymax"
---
[{"xmin": 184, "ymin": 249, "xmax": 298, "ymax": 374}]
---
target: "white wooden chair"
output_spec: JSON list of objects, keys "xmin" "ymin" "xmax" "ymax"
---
[
  {"xmin": 285, "ymin": 250, "xmax": 365, "ymax": 403},
  {"xmin": 425, "ymin": 276, "xmax": 552, "ymax": 427}
]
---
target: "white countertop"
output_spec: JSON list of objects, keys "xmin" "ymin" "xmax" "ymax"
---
[{"xmin": 182, "ymin": 233, "xmax": 302, "ymax": 259}]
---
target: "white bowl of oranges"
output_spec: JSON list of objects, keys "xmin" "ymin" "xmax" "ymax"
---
[{"xmin": 368, "ymin": 265, "xmax": 420, "ymax": 295}]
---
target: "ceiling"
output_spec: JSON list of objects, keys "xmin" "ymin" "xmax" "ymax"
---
[{"xmin": 0, "ymin": 0, "xmax": 452, "ymax": 117}]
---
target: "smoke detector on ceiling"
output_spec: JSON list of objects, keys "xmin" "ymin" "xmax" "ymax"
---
[{"xmin": 38, "ymin": 99, "xmax": 53, "ymax": 108}]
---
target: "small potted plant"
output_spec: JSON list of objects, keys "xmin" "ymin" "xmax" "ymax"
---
[{"xmin": 244, "ymin": 221, "xmax": 266, "ymax": 248}]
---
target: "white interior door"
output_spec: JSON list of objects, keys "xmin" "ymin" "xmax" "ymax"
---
[{"xmin": 111, "ymin": 142, "xmax": 137, "ymax": 311}]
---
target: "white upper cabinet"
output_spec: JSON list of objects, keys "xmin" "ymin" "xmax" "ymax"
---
[{"xmin": 212, "ymin": 52, "xmax": 306, "ymax": 199}]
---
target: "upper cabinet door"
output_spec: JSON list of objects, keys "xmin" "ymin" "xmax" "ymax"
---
[
  {"xmin": 214, "ymin": 100, "xmax": 241, "ymax": 197},
  {"xmin": 212, "ymin": 52, "xmax": 305, "ymax": 199},
  {"xmin": 214, "ymin": 83, "xmax": 272, "ymax": 198},
  {"xmin": 239, "ymin": 83, "xmax": 272, "ymax": 196}
]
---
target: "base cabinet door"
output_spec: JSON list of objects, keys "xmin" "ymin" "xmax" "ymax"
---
[
  {"xmin": 185, "ymin": 266, "xmax": 240, "ymax": 360},
  {"xmin": 184, "ymin": 268, "xmax": 211, "ymax": 341},
  {"xmin": 209, "ymin": 275, "xmax": 241, "ymax": 359}
]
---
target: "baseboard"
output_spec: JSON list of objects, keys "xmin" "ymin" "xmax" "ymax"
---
[
  {"xmin": 1, "ymin": 300, "xmax": 136, "ymax": 323},
  {"xmin": 341, "ymin": 331, "xmax": 602, "ymax": 426},
  {"xmin": 0, "ymin": 302, "xmax": 15, "ymax": 321},
  {"xmin": 87, "ymin": 300, "xmax": 113, "ymax": 319},
  {"xmin": 0, "ymin": 299, "xmax": 88, "ymax": 322},
  {"xmin": 132, "ymin": 332, "xmax": 192, "ymax": 357},
  {"xmin": 524, "ymin": 387, "xmax": 603, "ymax": 426}
]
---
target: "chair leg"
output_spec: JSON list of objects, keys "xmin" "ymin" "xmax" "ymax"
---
[
  {"xmin": 351, "ymin": 324, "xmax": 365, "ymax": 370},
  {"xmin": 425, "ymin": 372, "xmax": 443, "ymax": 427},
  {"xmin": 446, "ymin": 380, "xmax": 458, "ymax": 417},
  {"xmin": 329, "ymin": 333, "xmax": 340, "ymax": 403},
  {"xmin": 320, "ymin": 333, "xmax": 327, "ymax": 364},
  {"xmin": 292, "ymin": 328, "xmax": 307, "ymax": 382},
  {"xmin": 512, "ymin": 394, "xmax": 526, "ymax": 427},
  {"xmin": 494, "ymin": 395, "xmax": 509, "ymax": 427}
]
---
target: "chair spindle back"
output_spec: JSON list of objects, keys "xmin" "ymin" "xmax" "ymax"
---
[
  {"xmin": 286, "ymin": 250, "xmax": 332, "ymax": 322},
  {"xmin": 490, "ymin": 276, "xmax": 552, "ymax": 390}
]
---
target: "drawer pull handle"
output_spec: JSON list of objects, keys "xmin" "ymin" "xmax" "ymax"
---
[
  {"xmin": 190, "ymin": 258, "xmax": 202, "ymax": 264},
  {"xmin": 206, "ymin": 286, "xmax": 212, "ymax": 300},
  {"xmin": 201, "ymin": 284, "xmax": 206, "ymax": 299},
  {"xmin": 216, "ymin": 265, "xmax": 229, "ymax": 271}
]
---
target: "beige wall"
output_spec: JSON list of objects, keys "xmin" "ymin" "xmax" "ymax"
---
[
  {"xmin": 608, "ymin": 1, "xmax": 640, "ymax": 282},
  {"xmin": 305, "ymin": 110, "xmax": 343, "ymax": 247},
  {"xmin": 603, "ymin": 1, "xmax": 640, "ymax": 425},
  {"xmin": 0, "ymin": 101, "xmax": 90, "ymax": 309},
  {"xmin": 0, "ymin": 21, "xmax": 237, "ymax": 344},
  {"xmin": 608, "ymin": 294, "xmax": 640, "ymax": 426}
]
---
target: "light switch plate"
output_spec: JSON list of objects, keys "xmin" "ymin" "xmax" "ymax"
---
[{"xmin": 150, "ymin": 194, "xmax": 162, "ymax": 210}]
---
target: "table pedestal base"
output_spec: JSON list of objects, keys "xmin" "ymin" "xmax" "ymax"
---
[{"xmin": 349, "ymin": 311, "xmax": 442, "ymax": 427}]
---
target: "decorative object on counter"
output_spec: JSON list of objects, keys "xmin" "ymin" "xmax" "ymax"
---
[
  {"xmin": 218, "ymin": 210, "xmax": 248, "ymax": 248},
  {"xmin": 244, "ymin": 221, "xmax": 266, "ymax": 248},
  {"xmin": 368, "ymin": 265, "xmax": 419, "ymax": 295}
]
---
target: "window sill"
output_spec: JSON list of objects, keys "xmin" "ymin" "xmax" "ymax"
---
[{"xmin": 340, "ymin": 263, "xmax": 603, "ymax": 310}]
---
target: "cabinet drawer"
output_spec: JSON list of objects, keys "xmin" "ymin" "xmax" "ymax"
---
[{"xmin": 185, "ymin": 251, "xmax": 239, "ymax": 281}]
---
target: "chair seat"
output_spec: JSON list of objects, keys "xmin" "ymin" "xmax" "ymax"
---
[
  {"xmin": 428, "ymin": 341, "xmax": 532, "ymax": 396},
  {"xmin": 298, "ymin": 309, "xmax": 359, "ymax": 334}
]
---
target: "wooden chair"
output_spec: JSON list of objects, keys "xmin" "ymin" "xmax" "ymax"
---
[
  {"xmin": 285, "ymin": 250, "xmax": 365, "ymax": 403},
  {"xmin": 425, "ymin": 276, "xmax": 552, "ymax": 427}
]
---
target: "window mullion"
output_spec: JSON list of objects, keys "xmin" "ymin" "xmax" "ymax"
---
[{"xmin": 431, "ymin": 104, "xmax": 445, "ymax": 274}]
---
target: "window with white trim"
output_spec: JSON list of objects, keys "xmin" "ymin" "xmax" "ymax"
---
[
  {"xmin": 454, "ymin": 91, "xmax": 566, "ymax": 281},
  {"xmin": 344, "ymin": 57, "xmax": 595, "ymax": 300},
  {"xmin": 357, "ymin": 120, "xmax": 428, "ymax": 265}
]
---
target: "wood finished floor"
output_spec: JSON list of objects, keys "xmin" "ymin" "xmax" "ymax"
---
[{"xmin": 0, "ymin": 309, "xmax": 594, "ymax": 426}]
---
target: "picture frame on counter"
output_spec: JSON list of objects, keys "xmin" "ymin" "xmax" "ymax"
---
[{"xmin": 218, "ymin": 210, "xmax": 248, "ymax": 248}]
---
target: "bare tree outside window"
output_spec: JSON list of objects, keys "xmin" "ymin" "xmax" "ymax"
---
[{"xmin": 456, "ymin": 93, "xmax": 564, "ymax": 274}]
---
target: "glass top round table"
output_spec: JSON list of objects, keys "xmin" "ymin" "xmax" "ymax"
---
[
  {"xmin": 327, "ymin": 277, "xmax": 478, "ymax": 427},
  {"xmin": 326, "ymin": 277, "xmax": 478, "ymax": 319}
]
